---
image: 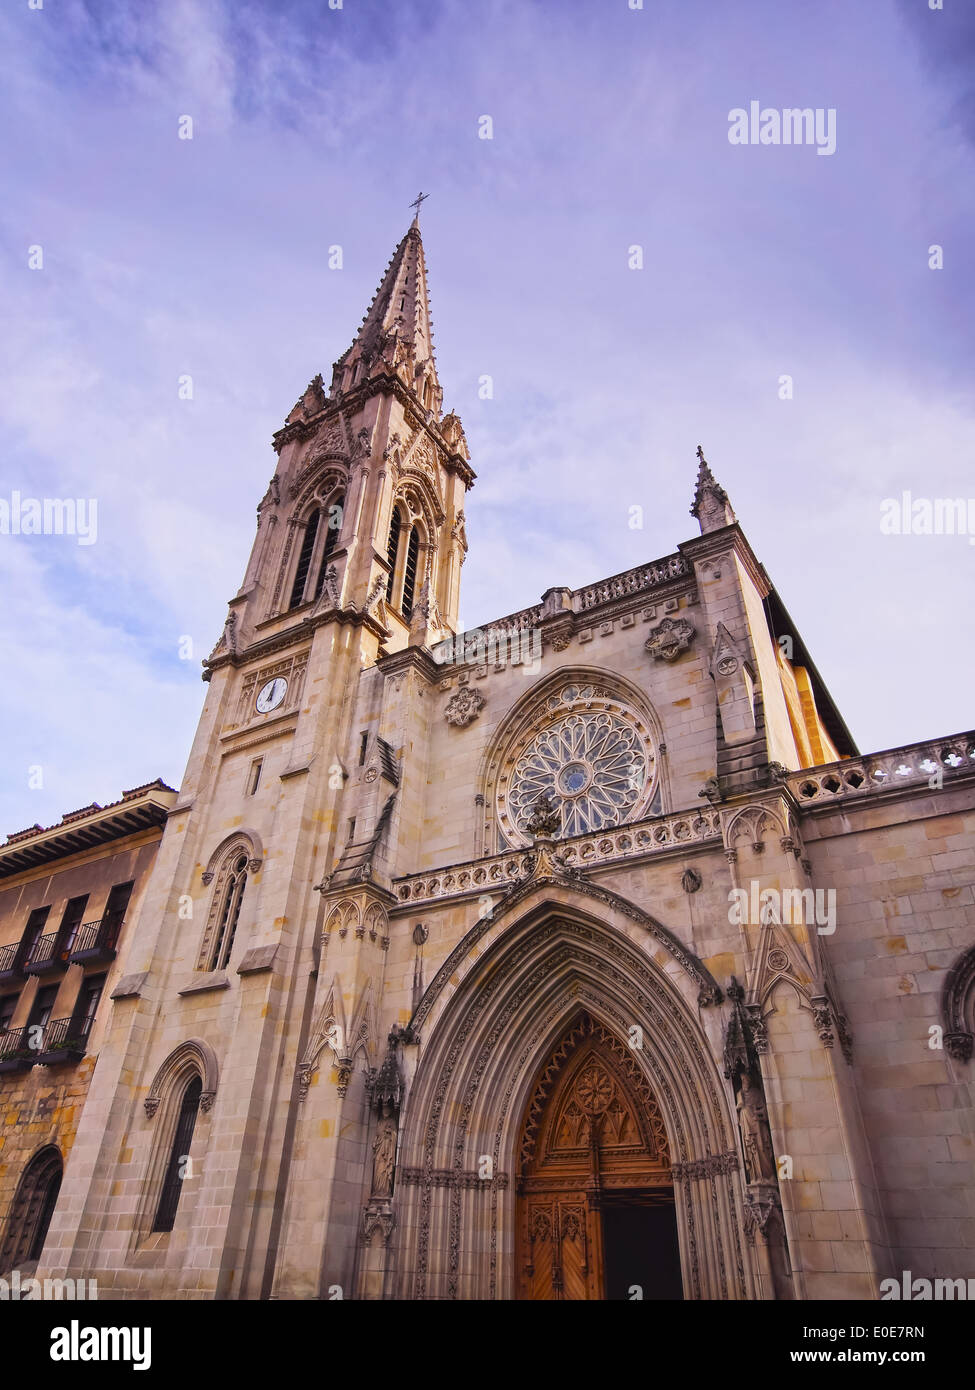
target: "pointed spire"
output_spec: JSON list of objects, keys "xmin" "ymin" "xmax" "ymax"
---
[
  {"xmin": 330, "ymin": 215, "xmax": 442, "ymax": 416},
  {"xmin": 690, "ymin": 444, "xmax": 736, "ymax": 534}
]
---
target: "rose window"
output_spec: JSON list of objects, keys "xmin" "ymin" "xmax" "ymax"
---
[{"xmin": 500, "ymin": 706, "xmax": 653, "ymax": 834}]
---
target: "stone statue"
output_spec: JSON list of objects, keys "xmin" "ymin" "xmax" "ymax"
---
[
  {"xmin": 372, "ymin": 1120, "xmax": 397, "ymax": 1196},
  {"xmin": 736, "ymin": 1071, "xmax": 776, "ymax": 1183},
  {"xmin": 526, "ymin": 793, "xmax": 561, "ymax": 839}
]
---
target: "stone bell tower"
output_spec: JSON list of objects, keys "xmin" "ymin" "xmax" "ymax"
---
[{"xmin": 37, "ymin": 214, "xmax": 476, "ymax": 1300}]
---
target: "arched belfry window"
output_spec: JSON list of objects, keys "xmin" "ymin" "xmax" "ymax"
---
[
  {"xmin": 289, "ymin": 510, "xmax": 322, "ymax": 609},
  {"xmin": 0, "ymin": 1146, "xmax": 62, "ymax": 1272},
  {"xmin": 385, "ymin": 506, "xmax": 403, "ymax": 602},
  {"xmin": 314, "ymin": 494, "xmax": 345, "ymax": 599},
  {"xmin": 401, "ymin": 526, "xmax": 420, "ymax": 620},
  {"xmin": 152, "ymin": 1076, "xmax": 202, "ymax": 1233}
]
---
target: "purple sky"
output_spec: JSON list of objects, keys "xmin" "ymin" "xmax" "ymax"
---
[{"xmin": 1, "ymin": 0, "xmax": 973, "ymax": 833}]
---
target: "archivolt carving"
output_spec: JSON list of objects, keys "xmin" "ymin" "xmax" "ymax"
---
[
  {"xmin": 267, "ymin": 466, "xmax": 348, "ymax": 615},
  {"xmin": 396, "ymin": 908, "xmax": 749, "ymax": 1301},
  {"xmin": 390, "ymin": 476, "xmax": 442, "ymax": 552},
  {"xmin": 410, "ymin": 879, "xmax": 722, "ymax": 1035},
  {"xmin": 289, "ymin": 462, "xmax": 348, "ymax": 514},
  {"xmin": 201, "ymin": 831, "xmax": 263, "ymax": 885},
  {"xmin": 145, "ymin": 1038, "xmax": 219, "ymax": 1118},
  {"xmin": 399, "ymin": 437, "xmax": 446, "ymax": 516},
  {"xmin": 197, "ymin": 833, "xmax": 261, "ymax": 970},
  {"xmin": 942, "ymin": 945, "xmax": 975, "ymax": 1062}
]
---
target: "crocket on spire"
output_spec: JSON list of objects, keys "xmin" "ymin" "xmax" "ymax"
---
[{"xmin": 329, "ymin": 214, "xmax": 441, "ymax": 416}]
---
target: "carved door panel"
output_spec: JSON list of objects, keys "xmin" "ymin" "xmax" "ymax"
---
[
  {"xmin": 516, "ymin": 1012, "xmax": 673, "ymax": 1301},
  {"xmin": 522, "ymin": 1200, "xmax": 556, "ymax": 1300},
  {"xmin": 520, "ymin": 1196, "xmax": 599, "ymax": 1300},
  {"xmin": 557, "ymin": 1203, "xmax": 591, "ymax": 1301}
]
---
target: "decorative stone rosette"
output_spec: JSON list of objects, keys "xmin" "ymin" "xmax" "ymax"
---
[
  {"xmin": 645, "ymin": 616, "xmax": 695, "ymax": 662},
  {"xmin": 445, "ymin": 687, "xmax": 485, "ymax": 727}
]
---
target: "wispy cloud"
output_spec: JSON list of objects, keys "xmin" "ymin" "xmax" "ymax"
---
[{"xmin": 0, "ymin": 0, "xmax": 972, "ymax": 830}]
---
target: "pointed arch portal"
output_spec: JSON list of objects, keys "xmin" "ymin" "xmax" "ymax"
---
[{"xmin": 393, "ymin": 888, "xmax": 754, "ymax": 1300}]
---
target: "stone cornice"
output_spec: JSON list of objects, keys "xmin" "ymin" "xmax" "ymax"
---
[
  {"xmin": 375, "ymin": 644, "xmax": 441, "ymax": 685},
  {"xmin": 678, "ymin": 524, "xmax": 769, "ymax": 596},
  {"xmin": 442, "ymin": 451, "xmax": 475, "ymax": 488},
  {"xmin": 315, "ymin": 879, "xmax": 398, "ymax": 909},
  {"xmin": 203, "ymin": 605, "xmax": 387, "ymax": 679}
]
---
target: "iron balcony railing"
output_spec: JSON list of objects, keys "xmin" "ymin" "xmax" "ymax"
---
[
  {"xmin": 35, "ymin": 1014, "xmax": 94, "ymax": 1061},
  {"xmin": 0, "ymin": 943, "xmax": 20, "ymax": 975},
  {"xmin": 25, "ymin": 931, "xmax": 61, "ymax": 970},
  {"xmin": 0, "ymin": 1027, "xmax": 28, "ymax": 1061},
  {"xmin": 68, "ymin": 912, "xmax": 124, "ymax": 961},
  {"xmin": 0, "ymin": 1015, "xmax": 96, "ymax": 1069}
]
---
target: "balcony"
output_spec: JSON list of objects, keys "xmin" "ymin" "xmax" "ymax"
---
[
  {"xmin": 0, "ymin": 942, "xmax": 26, "ymax": 986},
  {"xmin": 0, "ymin": 1028, "xmax": 34, "ymax": 1074},
  {"xmin": 24, "ymin": 931, "xmax": 69, "ymax": 976},
  {"xmin": 34, "ymin": 1015, "xmax": 93, "ymax": 1067},
  {"xmin": 68, "ymin": 914, "xmax": 123, "ymax": 966}
]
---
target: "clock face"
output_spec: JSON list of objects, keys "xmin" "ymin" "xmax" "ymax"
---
[{"xmin": 255, "ymin": 677, "xmax": 288, "ymax": 714}]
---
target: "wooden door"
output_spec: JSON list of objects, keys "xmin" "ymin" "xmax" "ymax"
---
[{"xmin": 516, "ymin": 1012, "xmax": 672, "ymax": 1301}]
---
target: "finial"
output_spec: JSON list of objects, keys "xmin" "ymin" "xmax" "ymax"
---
[
  {"xmin": 696, "ymin": 444, "xmax": 707, "ymax": 466},
  {"xmin": 409, "ymin": 191, "xmax": 430, "ymax": 220}
]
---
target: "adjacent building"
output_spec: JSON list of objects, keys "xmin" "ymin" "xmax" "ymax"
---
[{"xmin": 0, "ymin": 782, "xmax": 174, "ymax": 1275}]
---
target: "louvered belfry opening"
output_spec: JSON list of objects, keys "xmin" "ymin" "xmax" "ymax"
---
[
  {"xmin": 401, "ymin": 526, "xmax": 420, "ymax": 619},
  {"xmin": 314, "ymin": 494, "xmax": 345, "ymax": 598},
  {"xmin": 289, "ymin": 510, "xmax": 321, "ymax": 609},
  {"xmin": 385, "ymin": 506, "xmax": 402, "ymax": 602}
]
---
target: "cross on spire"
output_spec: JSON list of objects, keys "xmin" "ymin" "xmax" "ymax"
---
[{"xmin": 409, "ymin": 191, "xmax": 430, "ymax": 218}]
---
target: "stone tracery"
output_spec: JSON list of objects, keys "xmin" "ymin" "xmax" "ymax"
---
[{"xmin": 490, "ymin": 676, "xmax": 661, "ymax": 850}]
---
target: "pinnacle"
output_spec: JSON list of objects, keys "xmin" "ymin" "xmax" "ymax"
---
[{"xmin": 690, "ymin": 444, "xmax": 736, "ymax": 533}]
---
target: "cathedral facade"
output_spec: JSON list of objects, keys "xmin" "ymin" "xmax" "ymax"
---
[{"xmin": 28, "ymin": 217, "xmax": 975, "ymax": 1300}]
